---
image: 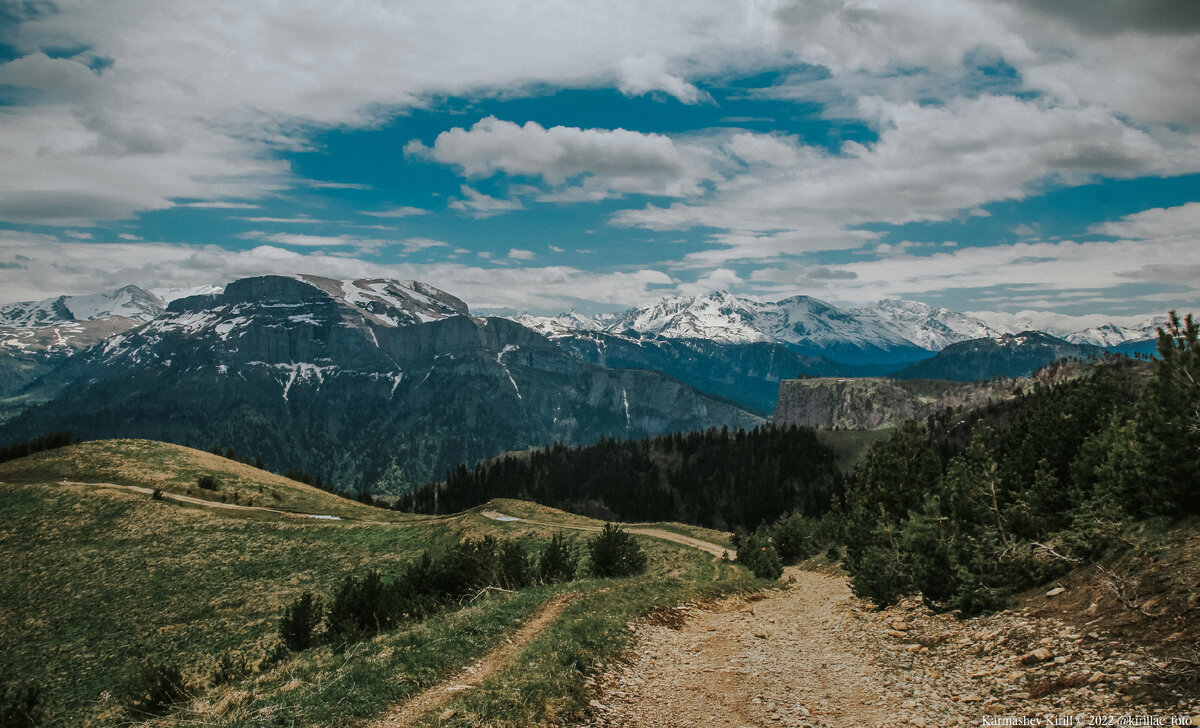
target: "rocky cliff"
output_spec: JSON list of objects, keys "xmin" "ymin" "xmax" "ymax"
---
[{"xmin": 774, "ymin": 377, "xmax": 1019, "ymax": 429}]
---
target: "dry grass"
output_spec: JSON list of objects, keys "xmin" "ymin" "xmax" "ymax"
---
[{"xmin": 0, "ymin": 438, "xmax": 402, "ymax": 520}]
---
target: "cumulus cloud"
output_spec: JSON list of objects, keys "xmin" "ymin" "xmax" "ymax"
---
[
  {"xmin": 1090, "ymin": 202, "xmax": 1200, "ymax": 241},
  {"xmin": 614, "ymin": 94, "xmax": 1199, "ymax": 257},
  {"xmin": 3, "ymin": 0, "xmax": 1199, "ymax": 227},
  {"xmin": 407, "ymin": 116, "xmax": 706, "ymax": 200}
]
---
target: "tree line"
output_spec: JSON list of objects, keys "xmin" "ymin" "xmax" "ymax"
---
[{"xmin": 399, "ymin": 424, "xmax": 843, "ymax": 532}]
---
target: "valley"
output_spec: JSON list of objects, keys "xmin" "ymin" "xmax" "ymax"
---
[{"xmin": 0, "ymin": 280, "xmax": 1195, "ymax": 727}]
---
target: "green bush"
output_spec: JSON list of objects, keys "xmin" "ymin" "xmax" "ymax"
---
[
  {"xmin": 587, "ymin": 523, "xmax": 647, "ymax": 578},
  {"xmin": 737, "ymin": 531, "xmax": 783, "ymax": 580},
  {"xmin": 538, "ymin": 532, "xmax": 579, "ymax": 583},
  {"xmin": 325, "ymin": 571, "xmax": 391, "ymax": 643},
  {"xmin": 196, "ymin": 475, "xmax": 218, "ymax": 491},
  {"xmin": 279, "ymin": 591, "xmax": 323, "ymax": 651},
  {"xmin": 769, "ymin": 511, "xmax": 822, "ymax": 564}
]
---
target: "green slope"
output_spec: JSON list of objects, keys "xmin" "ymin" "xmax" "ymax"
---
[{"xmin": 0, "ymin": 441, "xmax": 751, "ymax": 727}]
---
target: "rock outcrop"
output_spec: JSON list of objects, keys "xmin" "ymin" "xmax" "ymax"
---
[{"xmin": 774, "ymin": 377, "xmax": 1019, "ymax": 429}]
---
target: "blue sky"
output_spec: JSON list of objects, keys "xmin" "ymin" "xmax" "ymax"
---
[{"xmin": 0, "ymin": 1, "xmax": 1198, "ymax": 321}]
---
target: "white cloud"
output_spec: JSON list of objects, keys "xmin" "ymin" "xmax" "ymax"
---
[
  {"xmin": 179, "ymin": 202, "xmax": 261, "ymax": 209},
  {"xmin": 360, "ymin": 206, "xmax": 428, "ymax": 218},
  {"xmin": 793, "ymin": 237, "xmax": 1200, "ymax": 306},
  {"xmin": 240, "ymin": 215, "xmax": 326, "ymax": 224},
  {"xmin": 448, "ymin": 185, "xmax": 524, "ymax": 218},
  {"xmin": 617, "ymin": 55, "xmax": 708, "ymax": 104},
  {"xmin": 508, "ymin": 248, "xmax": 535, "ymax": 260},
  {"xmin": 614, "ymin": 95, "xmax": 1199, "ymax": 263},
  {"xmin": 396, "ymin": 237, "xmax": 451, "ymax": 253},
  {"xmin": 1090, "ymin": 202, "xmax": 1200, "ymax": 241},
  {"xmin": 2, "ymin": 0, "xmax": 1197, "ymax": 232},
  {"xmin": 238, "ymin": 231, "xmax": 387, "ymax": 253},
  {"xmin": 408, "ymin": 116, "xmax": 703, "ymax": 199},
  {"xmin": 0, "ymin": 232, "xmax": 679, "ymax": 312}
]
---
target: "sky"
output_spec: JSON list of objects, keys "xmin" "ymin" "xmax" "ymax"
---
[{"xmin": 0, "ymin": 1, "xmax": 1198, "ymax": 318}]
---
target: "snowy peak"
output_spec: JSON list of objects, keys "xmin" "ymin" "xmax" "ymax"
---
[
  {"xmin": 303, "ymin": 276, "xmax": 469, "ymax": 327},
  {"xmin": 600, "ymin": 291, "xmax": 926, "ymax": 364},
  {"xmin": 0, "ymin": 285, "xmax": 165, "ymax": 327},
  {"xmin": 512, "ymin": 309, "xmax": 611, "ymax": 338},
  {"xmin": 855, "ymin": 299, "xmax": 1000, "ymax": 351},
  {"xmin": 607, "ymin": 291, "xmax": 773, "ymax": 344},
  {"xmin": 1065, "ymin": 317, "xmax": 1166, "ymax": 347}
]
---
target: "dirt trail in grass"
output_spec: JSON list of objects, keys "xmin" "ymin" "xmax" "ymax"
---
[
  {"xmin": 60, "ymin": 481, "xmax": 348, "ymax": 519},
  {"xmin": 481, "ymin": 511, "xmax": 732, "ymax": 559},
  {"xmin": 369, "ymin": 593, "xmax": 578, "ymax": 728}
]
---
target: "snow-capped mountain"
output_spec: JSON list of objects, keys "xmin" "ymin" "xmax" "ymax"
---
[
  {"xmin": 0, "ymin": 285, "xmax": 169, "ymax": 397},
  {"xmin": 539, "ymin": 291, "xmax": 937, "ymax": 365},
  {"xmin": 853, "ymin": 299, "xmax": 1000, "ymax": 351},
  {"xmin": 605, "ymin": 290, "xmax": 776, "ymax": 344},
  {"xmin": 148, "ymin": 283, "xmax": 224, "ymax": 304},
  {"xmin": 1064, "ymin": 317, "xmax": 1166, "ymax": 348},
  {"xmin": 891, "ymin": 331, "xmax": 1106, "ymax": 381},
  {"xmin": 0, "ymin": 285, "xmax": 165, "ymax": 328},
  {"xmin": 513, "ymin": 291, "xmax": 1167, "ymax": 366},
  {"xmin": 510, "ymin": 309, "xmax": 614, "ymax": 338},
  {"xmin": 2, "ymin": 274, "xmax": 759, "ymax": 492},
  {"xmin": 969, "ymin": 310, "xmax": 1166, "ymax": 347}
]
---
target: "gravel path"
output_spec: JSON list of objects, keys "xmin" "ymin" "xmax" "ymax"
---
[{"xmin": 584, "ymin": 567, "xmax": 1200, "ymax": 728}]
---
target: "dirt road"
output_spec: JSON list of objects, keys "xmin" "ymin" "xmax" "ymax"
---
[
  {"xmin": 585, "ymin": 568, "xmax": 903, "ymax": 728},
  {"xmin": 584, "ymin": 567, "xmax": 1198, "ymax": 727}
]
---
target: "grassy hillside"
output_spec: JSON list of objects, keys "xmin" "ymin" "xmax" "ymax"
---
[
  {"xmin": 0, "ymin": 438, "xmax": 392, "ymax": 520},
  {"xmin": 0, "ymin": 441, "xmax": 751, "ymax": 727}
]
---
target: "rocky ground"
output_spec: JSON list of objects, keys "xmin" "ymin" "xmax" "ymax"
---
[{"xmin": 582, "ymin": 567, "xmax": 1200, "ymax": 728}]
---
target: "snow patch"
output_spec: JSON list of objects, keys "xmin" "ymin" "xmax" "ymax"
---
[{"xmin": 496, "ymin": 345, "xmax": 522, "ymax": 399}]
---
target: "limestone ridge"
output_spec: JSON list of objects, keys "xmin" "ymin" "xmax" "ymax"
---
[
  {"xmin": 0, "ymin": 275, "xmax": 761, "ymax": 493},
  {"xmin": 774, "ymin": 378, "xmax": 1021, "ymax": 430}
]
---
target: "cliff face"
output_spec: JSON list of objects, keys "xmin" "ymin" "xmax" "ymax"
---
[{"xmin": 774, "ymin": 377, "xmax": 1019, "ymax": 429}]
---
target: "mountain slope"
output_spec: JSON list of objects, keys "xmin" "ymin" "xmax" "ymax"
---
[
  {"xmin": 890, "ymin": 331, "xmax": 1107, "ymax": 381},
  {"xmin": 0, "ymin": 285, "xmax": 168, "ymax": 399},
  {"xmin": 0, "ymin": 275, "xmax": 761, "ymax": 493},
  {"xmin": 546, "ymin": 332, "xmax": 853, "ymax": 415},
  {"xmin": 0, "ymin": 284, "xmax": 165, "ymax": 328}
]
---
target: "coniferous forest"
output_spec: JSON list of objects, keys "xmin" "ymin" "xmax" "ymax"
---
[
  {"xmin": 402, "ymin": 424, "xmax": 843, "ymax": 531},
  {"xmin": 408, "ymin": 312, "xmax": 1199, "ymax": 618},
  {"xmin": 836, "ymin": 313, "xmax": 1198, "ymax": 614}
]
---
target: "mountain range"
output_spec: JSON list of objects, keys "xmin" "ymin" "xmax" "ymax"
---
[
  {"xmin": 512, "ymin": 291, "xmax": 1163, "ymax": 366},
  {"xmin": 0, "ymin": 275, "xmax": 760, "ymax": 493},
  {"xmin": 0, "ymin": 276, "xmax": 1168, "ymax": 492}
]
